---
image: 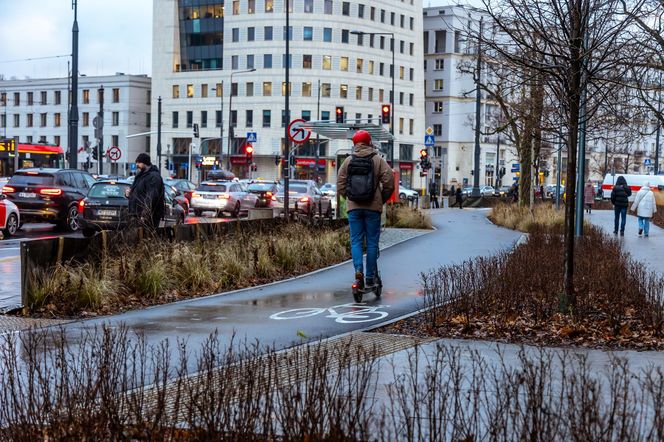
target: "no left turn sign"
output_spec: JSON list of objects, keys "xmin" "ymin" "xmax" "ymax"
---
[
  {"xmin": 288, "ymin": 119, "xmax": 311, "ymax": 144},
  {"xmin": 107, "ymin": 146, "xmax": 122, "ymax": 161}
]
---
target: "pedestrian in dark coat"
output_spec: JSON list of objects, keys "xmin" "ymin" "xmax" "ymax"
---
[
  {"xmin": 610, "ymin": 175, "xmax": 632, "ymax": 235},
  {"xmin": 128, "ymin": 153, "xmax": 165, "ymax": 230},
  {"xmin": 454, "ymin": 187, "xmax": 463, "ymax": 209},
  {"xmin": 430, "ymin": 181, "xmax": 439, "ymax": 208}
]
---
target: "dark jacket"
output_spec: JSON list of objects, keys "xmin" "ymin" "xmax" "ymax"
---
[
  {"xmin": 337, "ymin": 143, "xmax": 395, "ymax": 213},
  {"xmin": 610, "ymin": 176, "xmax": 632, "ymax": 208},
  {"xmin": 128, "ymin": 165, "xmax": 165, "ymax": 222},
  {"xmin": 455, "ymin": 188, "xmax": 463, "ymax": 200}
]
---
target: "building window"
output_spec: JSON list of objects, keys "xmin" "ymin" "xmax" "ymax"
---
[
  {"xmin": 264, "ymin": 54, "xmax": 273, "ymax": 68},
  {"xmin": 54, "ymin": 135, "xmax": 60, "ymax": 146},
  {"xmin": 112, "ymin": 88, "xmax": 120, "ymax": 103},
  {"xmin": 410, "ymin": 68, "xmax": 414, "ymax": 81},
  {"xmin": 232, "ymin": 28, "xmax": 239, "ymax": 42},
  {"xmin": 186, "ymin": 111, "xmax": 193, "ymax": 128},
  {"xmin": 379, "ymin": 89, "xmax": 384, "ymax": 102},
  {"xmin": 187, "ymin": 84, "xmax": 194, "ymax": 98},
  {"xmin": 82, "ymin": 112, "xmax": 89, "ymax": 127},
  {"xmin": 246, "ymin": 82, "xmax": 254, "ymax": 96},
  {"xmin": 400, "ymin": 66, "xmax": 404, "ymax": 80},
  {"xmin": 433, "ymin": 102, "xmax": 443, "ymax": 113},
  {"xmin": 355, "ymin": 86, "xmax": 362, "ymax": 100},
  {"xmin": 399, "ymin": 92, "xmax": 404, "ymax": 105},
  {"xmin": 455, "ymin": 31, "xmax": 462, "ymax": 53},
  {"xmin": 356, "ymin": 58, "xmax": 363, "ymax": 73},
  {"xmin": 281, "ymin": 81, "xmax": 292, "ymax": 96},
  {"xmin": 231, "ymin": 110, "xmax": 237, "ymax": 127},
  {"xmin": 323, "ymin": 28, "xmax": 332, "ymax": 42},
  {"xmin": 369, "ymin": 34, "xmax": 375, "ymax": 47},
  {"xmin": 172, "ymin": 111, "xmax": 179, "ymax": 128},
  {"xmin": 368, "ymin": 88, "xmax": 374, "ymax": 101},
  {"xmin": 27, "ymin": 113, "xmax": 33, "ymax": 127},
  {"xmin": 302, "ymin": 110, "xmax": 311, "ymax": 121},
  {"xmin": 247, "ymin": 54, "xmax": 255, "ymax": 69},
  {"xmin": 304, "ymin": 0, "xmax": 313, "ymax": 13},
  {"xmin": 201, "ymin": 84, "xmax": 208, "ymax": 98},
  {"xmin": 215, "ymin": 83, "xmax": 222, "ymax": 97},
  {"xmin": 433, "ymin": 124, "xmax": 442, "ymax": 136},
  {"xmin": 172, "ymin": 85, "xmax": 179, "ymax": 99},
  {"xmin": 111, "ymin": 135, "xmax": 119, "ymax": 147},
  {"xmin": 324, "ymin": 0, "xmax": 332, "ymax": 14},
  {"xmin": 380, "ymin": 36, "xmax": 385, "ymax": 49},
  {"xmin": 264, "ymin": 26, "xmax": 273, "ymax": 40},
  {"xmin": 380, "ymin": 9, "xmax": 385, "ymax": 23},
  {"xmin": 302, "ymin": 82, "xmax": 312, "ymax": 97},
  {"xmin": 368, "ymin": 60, "xmax": 374, "ymax": 74},
  {"xmin": 410, "ymin": 42, "xmax": 414, "ymax": 56},
  {"xmin": 40, "ymin": 91, "xmax": 47, "ymax": 104},
  {"xmin": 340, "ymin": 84, "xmax": 348, "ymax": 99},
  {"xmin": 0, "ymin": 114, "xmax": 4, "ymax": 128},
  {"xmin": 399, "ymin": 118, "xmax": 404, "ymax": 134},
  {"xmin": 322, "ymin": 110, "xmax": 330, "ymax": 120},
  {"xmin": 400, "ymin": 40, "xmax": 405, "ymax": 53},
  {"xmin": 341, "ymin": 29, "xmax": 349, "ymax": 43},
  {"xmin": 216, "ymin": 111, "xmax": 222, "ymax": 127},
  {"xmin": 39, "ymin": 113, "xmax": 46, "ymax": 127},
  {"xmin": 435, "ymin": 59, "xmax": 444, "ymax": 70},
  {"xmin": 11, "ymin": 92, "xmax": 19, "ymax": 106},
  {"xmin": 282, "ymin": 54, "xmax": 292, "ymax": 68},
  {"xmin": 400, "ymin": 14, "xmax": 405, "ymax": 28},
  {"xmin": 52, "ymin": 113, "xmax": 60, "ymax": 127},
  {"xmin": 265, "ymin": 0, "xmax": 273, "ymax": 12},
  {"xmin": 283, "ymin": 0, "xmax": 293, "ymax": 12},
  {"xmin": 231, "ymin": 82, "xmax": 239, "ymax": 96},
  {"xmin": 263, "ymin": 110, "xmax": 271, "ymax": 127},
  {"xmin": 199, "ymin": 111, "xmax": 207, "ymax": 128},
  {"xmin": 27, "ymin": 92, "xmax": 33, "ymax": 106},
  {"xmin": 356, "ymin": 33, "xmax": 363, "ymax": 46},
  {"xmin": 322, "ymin": 55, "xmax": 332, "ymax": 70},
  {"xmin": 14, "ymin": 114, "xmax": 20, "ymax": 127},
  {"xmin": 321, "ymin": 83, "xmax": 331, "ymax": 97},
  {"xmin": 434, "ymin": 79, "xmax": 444, "ymax": 90},
  {"xmin": 248, "ymin": 27, "xmax": 255, "ymax": 41},
  {"xmin": 303, "ymin": 26, "xmax": 313, "ymax": 41},
  {"xmin": 263, "ymin": 82, "xmax": 272, "ymax": 96},
  {"xmin": 0, "ymin": 92, "xmax": 5, "ymax": 106},
  {"xmin": 410, "ymin": 16, "xmax": 414, "ymax": 30},
  {"xmin": 283, "ymin": 26, "xmax": 293, "ymax": 40},
  {"xmin": 82, "ymin": 90, "xmax": 90, "ymax": 104},
  {"xmin": 379, "ymin": 62, "xmax": 384, "ymax": 76},
  {"xmin": 409, "ymin": 119, "xmax": 414, "ymax": 135},
  {"xmin": 112, "ymin": 112, "xmax": 119, "ymax": 126},
  {"xmin": 391, "ymin": 12, "xmax": 395, "ymax": 25},
  {"xmin": 232, "ymin": 0, "xmax": 239, "ymax": 14},
  {"xmin": 342, "ymin": 1, "xmax": 350, "ymax": 15},
  {"xmin": 358, "ymin": 4, "xmax": 364, "ymax": 17},
  {"xmin": 246, "ymin": 109, "xmax": 253, "ymax": 127},
  {"xmin": 146, "ymin": 113, "xmax": 151, "ymax": 127},
  {"xmin": 340, "ymin": 57, "xmax": 349, "ymax": 71},
  {"xmin": 303, "ymin": 54, "xmax": 312, "ymax": 69},
  {"xmin": 435, "ymin": 30, "xmax": 446, "ymax": 53},
  {"xmin": 248, "ymin": 0, "xmax": 255, "ymax": 13},
  {"xmin": 232, "ymin": 55, "xmax": 239, "ymax": 69},
  {"xmin": 281, "ymin": 110, "xmax": 289, "ymax": 127},
  {"xmin": 409, "ymin": 93, "xmax": 414, "ymax": 106}
]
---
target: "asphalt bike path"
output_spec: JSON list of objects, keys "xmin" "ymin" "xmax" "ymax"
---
[{"xmin": 20, "ymin": 209, "xmax": 519, "ymax": 360}]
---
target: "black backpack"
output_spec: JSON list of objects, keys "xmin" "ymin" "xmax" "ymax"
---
[{"xmin": 346, "ymin": 153, "xmax": 376, "ymax": 202}]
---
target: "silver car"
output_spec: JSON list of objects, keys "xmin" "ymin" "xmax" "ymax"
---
[
  {"xmin": 190, "ymin": 181, "xmax": 258, "ymax": 218},
  {"xmin": 272, "ymin": 182, "xmax": 333, "ymax": 217}
]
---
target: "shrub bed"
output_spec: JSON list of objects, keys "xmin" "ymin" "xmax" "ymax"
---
[
  {"xmin": 28, "ymin": 223, "xmax": 350, "ymax": 317},
  {"xmin": 488, "ymin": 202, "xmax": 565, "ymax": 233},
  {"xmin": 385, "ymin": 204, "xmax": 433, "ymax": 229}
]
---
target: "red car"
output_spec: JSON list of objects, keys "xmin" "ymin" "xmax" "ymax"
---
[{"xmin": 165, "ymin": 179, "xmax": 196, "ymax": 204}]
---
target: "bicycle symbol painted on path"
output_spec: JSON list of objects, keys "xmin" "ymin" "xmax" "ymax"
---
[{"xmin": 269, "ymin": 303, "xmax": 390, "ymax": 324}]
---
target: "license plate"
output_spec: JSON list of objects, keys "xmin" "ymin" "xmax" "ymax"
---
[
  {"xmin": 204, "ymin": 194, "xmax": 216, "ymax": 199},
  {"xmin": 97, "ymin": 209, "xmax": 118, "ymax": 216},
  {"xmin": 18, "ymin": 192, "xmax": 36, "ymax": 198}
]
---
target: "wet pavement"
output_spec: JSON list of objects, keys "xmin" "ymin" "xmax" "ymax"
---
[
  {"xmin": 33, "ymin": 209, "xmax": 522, "ymax": 361},
  {"xmin": 588, "ymin": 210, "xmax": 664, "ymax": 275}
]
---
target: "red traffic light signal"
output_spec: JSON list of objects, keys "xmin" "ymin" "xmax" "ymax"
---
[
  {"xmin": 420, "ymin": 148, "xmax": 428, "ymax": 158},
  {"xmin": 335, "ymin": 106, "xmax": 344, "ymax": 123},
  {"xmin": 245, "ymin": 145, "xmax": 254, "ymax": 155},
  {"xmin": 245, "ymin": 144, "xmax": 254, "ymax": 164},
  {"xmin": 381, "ymin": 104, "xmax": 390, "ymax": 124}
]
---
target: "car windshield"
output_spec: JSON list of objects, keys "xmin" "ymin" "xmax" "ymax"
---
[
  {"xmin": 88, "ymin": 183, "xmax": 130, "ymax": 198},
  {"xmin": 9, "ymin": 173, "xmax": 54, "ymax": 186},
  {"xmin": 289, "ymin": 185, "xmax": 308, "ymax": 194},
  {"xmin": 248, "ymin": 183, "xmax": 274, "ymax": 191},
  {"xmin": 197, "ymin": 184, "xmax": 228, "ymax": 192}
]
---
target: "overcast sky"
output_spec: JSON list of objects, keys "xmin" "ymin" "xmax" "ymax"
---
[{"xmin": 0, "ymin": 0, "xmax": 474, "ymax": 80}]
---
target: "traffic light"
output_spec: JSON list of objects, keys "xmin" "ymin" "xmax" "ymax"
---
[
  {"xmin": 193, "ymin": 123, "xmax": 200, "ymax": 138},
  {"xmin": 381, "ymin": 104, "xmax": 391, "ymax": 124},
  {"xmin": 275, "ymin": 155, "xmax": 281, "ymax": 166},
  {"xmin": 419, "ymin": 148, "xmax": 430, "ymax": 170},
  {"xmin": 335, "ymin": 106, "xmax": 344, "ymax": 123},
  {"xmin": 245, "ymin": 144, "xmax": 254, "ymax": 164},
  {"xmin": 92, "ymin": 147, "xmax": 98, "ymax": 161}
]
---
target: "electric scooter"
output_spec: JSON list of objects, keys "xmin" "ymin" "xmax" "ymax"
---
[{"xmin": 352, "ymin": 273, "xmax": 382, "ymax": 303}]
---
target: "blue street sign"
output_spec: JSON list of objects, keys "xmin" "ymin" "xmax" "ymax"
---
[
  {"xmin": 130, "ymin": 163, "xmax": 137, "ymax": 172},
  {"xmin": 511, "ymin": 163, "xmax": 520, "ymax": 172},
  {"xmin": 246, "ymin": 132, "xmax": 258, "ymax": 143},
  {"xmin": 424, "ymin": 135, "xmax": 435, "ymax": 146},
  {"xmin": 181, "ymin": 162, "xmax": 188, "ymax": 169},
  {"xmin": 644, "ymin": 158, "xmax": 653, "ymax": 166}
]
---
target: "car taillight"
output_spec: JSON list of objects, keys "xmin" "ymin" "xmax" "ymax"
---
[
  {"xmin": 39, "ymin": 188, "xmax": 63, "ymax": 196},
  {"xmin": 265, "ymin": 191, "xmax": 272, "ymax": 198},
  {"xmin": 271, "ymin": 195, "xmax": 277, "ymax": 201},
  {"xmin": 78, "ymin": 199, "xmax": 86, "ymax": 214},
  {"xmin": 192, "ymin": 192, "xmax": 200, "ymax": 198},
  {"xmin": 1, "ymin": 186, "xmax": 15, "ymax": 194},
  {"xmin": 217, "ymin": 193, "xmax": 230, "ymax": 199},
  {"xmin": 299, "ymin": 196, "xmax": 310, "ymax": 203}
]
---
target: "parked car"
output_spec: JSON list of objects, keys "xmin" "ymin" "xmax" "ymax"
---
[
  {"xmin": 247, "ymin": 181, "xmax": 281, "ymax": 208},
  {"xmin": 399, "ymin": 185, "xmax": 419, "ymax": 201},
  {"xmin": 272, "ymin": 182, "xmax": 333, "ymax": 217},
  {"xmin": 78, "ymin": 180, "xmax": 185, "ymax": 236},
  {"xmin": 462, "ymin": 187, "xmax": 473, "ymax": 197},
  {"xmin": 319, "ymin": 183, "xmax": 337, "ymax": 196},
  {"xmin": 190, "ymin": 181, "xmax": 258, "ymax": 217},
  {"xmin": 2, "ymin": 168, "xmax": 95, "ymax": 231},
  {"xmin": 165, "ymin": 185, "xmax": 190, "ymax": 214},
  {"xmin": 545, "ymin": 184, "xmax": 565, "ymax": 198},
  {"xmin": 0, "ymin": 195, "xmax": 20, "ymax": 237},
  {"xmin": 164, "ymin": 179, "xmax": 196, "ymax": 203},
  {"xmin": 480, "ymin": 185, "xmax": 495, "ymax": 197},
  {"xmin": 494, "ymin": 186, "xmax": 512, "ymax": 197}
]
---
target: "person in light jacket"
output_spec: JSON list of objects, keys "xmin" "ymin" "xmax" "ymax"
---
[
  {"xmin": 631, "ymin": 182, "xmax": 657, "ymax": 237},
  {"xmin": 583, "ymin": 181, "xmax": 596, "ymax": 214}
]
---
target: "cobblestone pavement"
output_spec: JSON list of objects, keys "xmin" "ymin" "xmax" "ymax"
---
[
  {"xmin": 379, "ymin": 227, "xmax": 431, "ymax": 250},
  {"xmin": 0, "ymin": 315, "xmax": 71, "ymax": 335}
]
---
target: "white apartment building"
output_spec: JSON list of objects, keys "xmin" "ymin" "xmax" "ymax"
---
[
  {"xmin": 423, "ymin": 5, "xmax": 520, "ymax": 191},
  {"xmin": 151, "ymin": 0, "xmax": 426, "ymax": 186},
  {"xmin": 0, "ymin": 74, "xmax": 152, "ymax": 176}
]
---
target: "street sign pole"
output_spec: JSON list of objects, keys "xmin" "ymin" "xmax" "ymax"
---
[{"xmin": 97, "ymin": 86, "xmax": 104, "ymax": 175}]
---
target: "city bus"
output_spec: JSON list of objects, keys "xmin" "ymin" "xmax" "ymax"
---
[{"xmin": 0, "ymin": 141, "xmax": 65, "ymax": 177}]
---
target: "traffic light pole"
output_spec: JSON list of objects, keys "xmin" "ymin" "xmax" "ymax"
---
[
  {"xmin": 283, "ymin": 1, "xmax": 291, "ymax": 219},
  {"xmin": 157, "ymin": 96, "xmax": 162, "ymax": 174},
  {"xmin": 68, "ymin": 0, "xmax": 79, "ymax": 169},
  {"xmin": 97, "ymin": 86, "xmax": 104, "ymax": 175},
  {"xmin": 471, "ymin": 17, "xmax": 483, "ymax": 198}
]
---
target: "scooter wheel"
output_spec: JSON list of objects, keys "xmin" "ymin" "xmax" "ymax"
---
[
  {"xmin": 374, "ymin": 284, "xmax": 382, "ymax": 299},
  {"xmin": 353, "ymin": 289, "xmax": 363, "ymax": 303}
]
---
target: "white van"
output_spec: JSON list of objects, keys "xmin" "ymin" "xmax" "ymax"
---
[{"xmin": 601, "ymin": 173, "xmax": 664, "ymax": 201}]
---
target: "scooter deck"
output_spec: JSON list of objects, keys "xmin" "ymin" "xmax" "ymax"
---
[{"xmin": 352, "ymin": 279, "xmax": 382, "ymax": 303}]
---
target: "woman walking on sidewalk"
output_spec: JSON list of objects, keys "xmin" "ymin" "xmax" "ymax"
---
[
  {"xmin": 631, "ymin": 182, "xmax": 656, "ymax": 237},
  {"xmin": 610, "ymin": 175, "xmax": 632, "ymax": 236},
  {"xmin": 584, "ymin": 180, "xmax": 596, "ymax": 214}
]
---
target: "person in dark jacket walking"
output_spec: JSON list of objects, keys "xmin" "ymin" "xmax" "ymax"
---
[
  {"xmin": 610, "ymin": 175, "xmax": 632, "ymax": 235},
  {"xmin": 454, "ymin": 187, "xmax": 463, "ymax": 209},
  {"xmin": 128, "ymin": 153, "xmax": 165, "ymax": 230},
  {"xmin": 430, "ymin": 181, "xmax": 439, "ymax": 208}
]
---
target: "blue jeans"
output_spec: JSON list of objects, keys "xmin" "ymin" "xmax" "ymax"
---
[
  {"xmin": 614, "ymin": 206, "xmax": 627, "ymax": 233},
  {"xmin": 638, "ymin": 216, "xmax": 651, "ymax": 236},
  {"xmin": 348, "ymin": 209, "xmax": 381, "ymax": 279}
]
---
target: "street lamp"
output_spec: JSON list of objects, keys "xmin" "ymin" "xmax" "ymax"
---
[
  {"xmin": 227, "ymin": 68, "xmax": 256, "ymax": 171},
  {"xmin": 350, "ymin": 30, "xmax": 395, "ymax": 166},
  {"xmin": 212, "ymin": 82, "xmax": 224, "ymax": 169}
]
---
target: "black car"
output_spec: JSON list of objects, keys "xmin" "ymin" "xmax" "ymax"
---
[
  {"xmin": 164, "ymin": 179, "xmax": 196, "ymax": 203},
  {"xmin": 1, "ymin": 168, "xmax": 95, "ymax": 231},
  {"xmin": 78, "ymin": 180, "xmax": 185, "ymax": 237},
  {"xmin": 247, "ymin": 181, "xmax": 281, "ymax": 208}
]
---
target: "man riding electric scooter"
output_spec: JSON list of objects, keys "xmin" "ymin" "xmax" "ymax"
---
[{"xmin": 337, "ymin": 130, "xmax": 395, "ymax": 301}]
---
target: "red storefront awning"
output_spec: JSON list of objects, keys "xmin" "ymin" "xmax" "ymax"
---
[{"xmin": 18, "ymin": 144, "xmax": 64, "ymax": 155}]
